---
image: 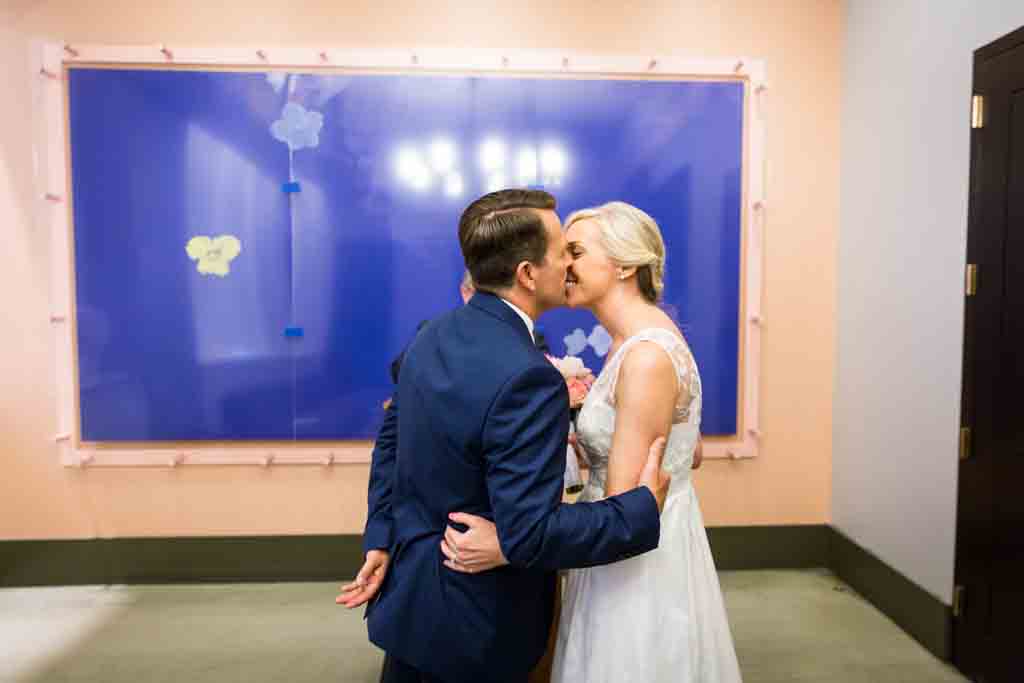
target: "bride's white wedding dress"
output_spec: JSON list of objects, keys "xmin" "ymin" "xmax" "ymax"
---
[{"xmin": 551, "ymin": 328, "xmax": 742, "ymax": 683}]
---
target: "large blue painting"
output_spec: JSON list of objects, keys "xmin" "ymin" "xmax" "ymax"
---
[{"xmin": 68, "ymin": 68, "xmax": 744, "ymax": 441}]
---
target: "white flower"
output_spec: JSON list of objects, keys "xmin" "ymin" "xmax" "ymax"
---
[
  {"xmin": 549, "ymin": 355, "xmax": 590, "ymax": 379},
  {"xmin": 588, "ymin": 325, "xmax": 612, "ymax": 357},
  {"xmin": 265, "ymin": 72, "xmax": 288, "ymax": 94},
  {"xmin": 186, "ymin": 235, "xmax": 242, "ymax": 277},
  {"xmin": 270, "ymin": 102, "xmax": 324, "ymax": 152},
  {"xmin": 564, "ymin": 328, "xmax": 589, "ymax": 356}
]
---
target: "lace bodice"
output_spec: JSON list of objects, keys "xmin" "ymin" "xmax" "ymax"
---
[{"xmin": 575, "ymin": 327, "xmax": 702, "ymax": 502}]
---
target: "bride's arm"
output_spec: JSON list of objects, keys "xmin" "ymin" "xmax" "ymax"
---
[{"xmin": 604, "ymin": 342, "xmax": 679, "ymax": 498}]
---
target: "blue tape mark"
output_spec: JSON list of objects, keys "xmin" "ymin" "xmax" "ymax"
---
[
  {"xmin": 282, "ymin": 181, "xmax": 301, "ymax": 193},
  {"xmin": 284, "ymin": 326, "xmax": 304, "ymax": 338}
]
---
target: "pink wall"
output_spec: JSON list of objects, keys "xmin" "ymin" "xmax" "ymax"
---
[{"xmin": 0, "ymin": 0, "xmax": 841, "ymax": 539}]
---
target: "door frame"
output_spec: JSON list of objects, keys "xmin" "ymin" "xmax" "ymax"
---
[{"xmin": 953, "ymin": 22, "xmax": 1024, "ymax": 681}]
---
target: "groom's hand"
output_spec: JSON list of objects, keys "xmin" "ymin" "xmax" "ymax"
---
[
  {"xmin": 639, "ymin": 436, "xmax": 672, "ymax": 512},
  {"xmin": 336, "ymin": 549, "xmax": 389, "ymax": 608},
  {"xmin": 441, "ymin": 513, "xmax": 509, "ymax": 574}
]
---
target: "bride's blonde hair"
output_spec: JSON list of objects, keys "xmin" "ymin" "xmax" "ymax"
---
[{"xmin": 564, "ymin": 201, "xmax": 665, "ymax": 304}]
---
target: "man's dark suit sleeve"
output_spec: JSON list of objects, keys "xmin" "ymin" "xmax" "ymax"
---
[
  {"xmin": 364, "ymin": 391, "xmax": 398, "ymax": 552},
  {"xmin": 389, "ymin": 320, "xmax": 430, "ymax": 384},
  {"xmin": 370, "ymin": 320, "xmax": 430, "ymax": 549},
  {"xmin": 482, "ymin": 364, "xmax": 661, "ymax": 570}
]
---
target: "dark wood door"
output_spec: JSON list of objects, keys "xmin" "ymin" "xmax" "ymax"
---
[{"xmin": 955, "ymin": 24, "xmax": 1024, "ymax": 683}]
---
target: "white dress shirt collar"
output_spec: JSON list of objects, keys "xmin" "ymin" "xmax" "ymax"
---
[{"xmin": 499, "ymin": 298, "xmax": 536, "ymax": 344}]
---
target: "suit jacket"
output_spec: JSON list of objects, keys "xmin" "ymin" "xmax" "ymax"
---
[
  {"xmin": 362, "ymin": 292, "xmax": 661, "ymax": 683},
  {"xmin": 389, "ymin": 322, "xmax": 550, "ymax": 385}
]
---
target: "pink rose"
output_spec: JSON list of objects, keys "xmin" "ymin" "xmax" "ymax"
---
[
  {"xmin": 567, "ymin": 377, "xmax": 591, "ymax": 408},
  {"xmin": 547, "ymin": 355, "xmax": 595, "ymax": 408}
]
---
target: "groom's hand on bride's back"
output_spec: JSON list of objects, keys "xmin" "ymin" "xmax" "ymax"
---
[
  {"xmin": 443, "ymin": 436, "xmax": 671, "ymax": 575},
  {"xmin": 639, "ymin": 436, "xmax": 671, "ymax": 512}
]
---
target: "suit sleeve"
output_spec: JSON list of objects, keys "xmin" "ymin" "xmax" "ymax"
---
[
  {"xmin": 363, "ymin": 390, "xmax": 398, "ymax": 552},
  {"xmin": 389, "ymin": 319, "xmax": 430, "ymax": 384},
  {"xmin": 482, "ymin": 364, "xmax": 661, "ymax": 570}
]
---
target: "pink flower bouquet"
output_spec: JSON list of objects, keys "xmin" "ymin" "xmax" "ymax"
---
[
  {"xmin": 546, "ymin": 355, "xmax": 596, "ymax": 410},
  {"xmin": 546, "ymin": 354, "xmax": 595, "ymax": 494}
]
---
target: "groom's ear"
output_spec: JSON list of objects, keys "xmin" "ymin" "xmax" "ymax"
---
[{"xmin": 516, "ymin": 260, "xmax": 537, "ymax": 292}]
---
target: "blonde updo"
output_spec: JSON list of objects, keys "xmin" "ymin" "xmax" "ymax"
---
[{"xmin": 564, "ymin": 201, "xmax": 666, "ymax": 304}]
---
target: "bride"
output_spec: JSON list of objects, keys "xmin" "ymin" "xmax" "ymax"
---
[{"xmin": 445, "ymin": 202, "xmax": 742, "ymax": 683}]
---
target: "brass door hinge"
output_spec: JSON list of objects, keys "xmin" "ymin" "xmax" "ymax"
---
[
  {"xmin": 972, "ymin": 95, "xmax": 985, "ymax": 129},
  {"xmin": 959, "ymin": 426, "xmax": 972, "ymax": 461},
  {"xmin": 953, "ymin": 584, "xmax": 965, "ymax": 618},
  {"xmin": 966, "ymin": 264, "xmax": 978, "ymax": 296}
]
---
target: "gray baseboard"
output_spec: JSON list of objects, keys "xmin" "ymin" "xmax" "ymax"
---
[
  {"xmin": 707, "ymin": 524, "xmax": 830, "ymax": 570},
  {"xmin": 0, "ymin": 536, "xmax": 364, "ymax": 586},
  {"xmin": 827, "ymin": 527, "xmax": 952, "ymax": 662},
  {"xmin": 2, "ymin": 526, "xmax": 828, "ymax": 586},
  {"xmin": 0, "ymin": 525, "xmax": 951, "ymax": 663}
]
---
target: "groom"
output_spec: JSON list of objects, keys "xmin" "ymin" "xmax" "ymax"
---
[{"xmin": 341, "ymin": 189, "xmax": 670, "ymax": 683}]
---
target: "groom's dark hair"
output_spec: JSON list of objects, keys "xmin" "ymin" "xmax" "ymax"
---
[{"xmin": 458, "ymin": 189, "xmax": 557, "ymax": 293}]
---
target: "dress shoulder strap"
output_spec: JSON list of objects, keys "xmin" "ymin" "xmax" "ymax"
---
[{"xmin": 605, "ymin": 327, "xmax": 690, "ymax": 403}]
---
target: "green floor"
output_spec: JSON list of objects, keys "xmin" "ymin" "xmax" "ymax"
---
[{"xmin": 1, "ymin": 570, "xmax": 965, "ymax": 682}]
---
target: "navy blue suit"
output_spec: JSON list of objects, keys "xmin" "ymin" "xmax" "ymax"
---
[{"xmin": 363, "ymin": 292, "xmax": 661, "ymax": 683}]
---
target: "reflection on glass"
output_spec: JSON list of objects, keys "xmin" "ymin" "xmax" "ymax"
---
[
  {"xmin": 479, "ymin": 138, "xmax": 506, "ymax": 172},
  {"xmin": 445, "ymin": 172, "xmax": 465, "ymax": 197},
  {"xmin": 541, "ymin": 143, "xmax": 568, "ymax": 185},
  {"xmin": 395, "ymin": 136, "xmax": 570, "ymax": 194},
  {"xmin": 185, "ymin": 123, "xmax": 277, "ymax": 366},
  {"xmin": 429, "ymin": 137, "xmax": 457, "ymax": 173},
  {"xmin": 486, "ymin": 172, "xmax": 507, "ymax": 193},
  {"xmin": 395, "ymin": 145, "xmax": 432, "ymax": 191},
  {"xmin": 517, "ymin": 146, "xmax": 538, "ymax": 186}
]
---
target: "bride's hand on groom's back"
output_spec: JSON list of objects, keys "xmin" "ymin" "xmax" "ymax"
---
[{"xmin": 441, "ymin": 513, "xmax": 508, "ymax": 574}]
